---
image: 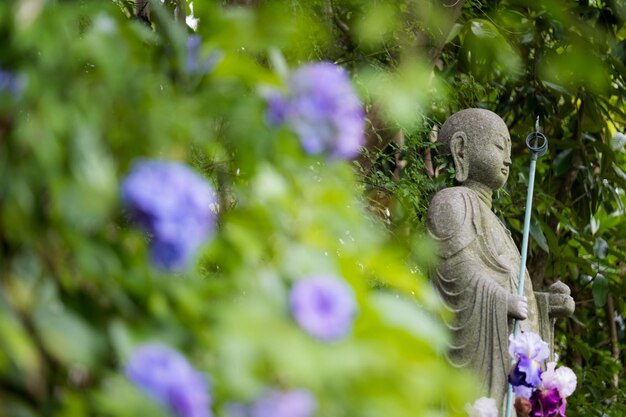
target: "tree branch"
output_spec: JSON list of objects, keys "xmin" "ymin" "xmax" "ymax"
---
[{"xmin": 135, "ymin": 0, "xmax": 150, "ymax": 25}]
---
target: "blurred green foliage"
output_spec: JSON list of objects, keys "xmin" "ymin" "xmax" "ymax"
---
[
  {"xmin": 2, "ymin": 0, "xmax": 626, "ymax": 416},
  {"xmin": 0, "ymin": 1, "xmax": 478, "ymax": 416}
]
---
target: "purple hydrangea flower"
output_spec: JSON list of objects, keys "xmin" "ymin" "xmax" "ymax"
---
[
  {"xmin": 224, "ymin": 402, "xmax": 249, "ymax": 417},
  {"xmin": 265, "ymin": 62, "xmax": 365, "ymax": 159},
  {"xmin": 508, "ymin": 332, "xmax": 550, "ymax": 388},
  {"xmin": 186, "ymin": 35, "xmax": 221, "ymax": 75},
  {"xmin": 121, "ymin": 159, "xmax": 217, "ymax": 271},
  {"xmin": 540, "ymin": 362, "xmax": 577, "ymax": 398},
  {"xmin": 529, "ymin": 387, "xmax": 565, "ymax": 417},
  {"xmin": 250, "ymin": 389, "xmax": 317, "ymax": 417},
  {"xmin": 125, "ymin": 344, "xmax": 212, "ymax": 417},
  {"xmin": 0, "ymin": 69, "xmax": 23, "ymax": 99},
  {"xmin": 289, "ymin": 274, "xmax": 357, "ymax": 341}
]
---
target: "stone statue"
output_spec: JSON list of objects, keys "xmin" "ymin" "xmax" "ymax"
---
[{"xmin": 426, "ymin": 108, "xmax": 575, "ymax": 407}]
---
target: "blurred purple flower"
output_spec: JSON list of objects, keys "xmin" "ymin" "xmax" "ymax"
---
[
  {"xmin": 265, "ymin": 93, "xmax": 288, "ymax": 125},
  {"xmin": 250, "ymin": 389, "xmax": 317, "ymax": 417},
  {"xmin": 186, "ymin": 35, "xmax": 221, "ymax": 75},
  {"xmin": 464, "ymin": 397, "xmax": 498, "ymax": 417},
  {"xmin": 265, "ymin": 62, "xmax": 365, "ymax": 159},
  {"xmin": 529, "ymin": 387, "xmax": 565, "ymax": 417},
  {"xmin": 289, "ymin": 274, "xmax": 357, "ymax": 341},
  {"xmin": 125, "ymin": 344, "xmax": 212, "ymax": 417},
  {"xmin": 540, "ymin": 362, "xmax": 577, "ymax": 398},
  {"xmin": 224, "ymin": 402, "xmax": 249, "ymax": 417},
  {"xmin": 121, "ymin": 159, "xmax": 217, "ymax": 271},
  {"xmin": 0, "ymin": 69, "xmax": 23, "ymax": 99}
]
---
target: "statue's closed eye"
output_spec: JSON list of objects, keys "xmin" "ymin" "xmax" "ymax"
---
[{"xmin": 495, "ymin": 144, "xmax": 504, "ymax": 150}]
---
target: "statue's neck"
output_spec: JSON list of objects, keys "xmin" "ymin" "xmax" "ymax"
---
[{"xmin": 464, "ymin": 180, "xmax": 493, "ymax": 209}]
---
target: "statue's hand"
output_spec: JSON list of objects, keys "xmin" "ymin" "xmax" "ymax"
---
[
  {"xmin": 548, "ymin": 281, "xmax": 575, "ymax": 317},
  {"xmin": 507, "ymin": 295, "xmax": 528, "ymax": 320}
]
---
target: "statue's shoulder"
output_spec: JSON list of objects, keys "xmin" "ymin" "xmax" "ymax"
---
[
  {"xmin": 430, "ymin": 186, "xmax": 476, "ymax": 204},
  {"xmin": 427, "ymin": 186, "xmax": 477, "ymax": 240}
]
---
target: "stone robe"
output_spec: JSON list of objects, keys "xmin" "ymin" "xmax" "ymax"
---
[{"xmin": 427, "ymin": 186, "xmax": 553, "ymax": 406}]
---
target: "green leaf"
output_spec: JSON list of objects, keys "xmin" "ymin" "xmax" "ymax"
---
[
  {"xmin": 530, "ymin": 219, "xmax": 549, "ymax": 253},
  {"xmin": 370, "ymin": 292, "xmax": 449, "ymax": 351},
  {"xmin": 592, "ymin": 273, "xmax": 608, "ymax": 308},
  {"xmin": 469, "ymin": 19, "xmax": 498, "ymax": 38},
  {"xmin": 34, "ymin": 305, "xmax": 103, "ymax": 368},
  {"xmin": 0, "ymin": 304, "xmax": 41, "ymax": 376},
  {"xmin": 93, "ymin": 376, "xmax": 170, "ymax": 417},
  {"xmin": 542, "ymin": 80, "xmax": 573, "ymax": 95},
  {"xmin": 354, "ymin": 3, "xmax": 398, "ymax": 47},
  {"xmin": 446, "ymin": 23, "xmax": 463, "ymax": 43},
  {"xmin": 593, "ymin": 237, "xmax": 608, "ymax": 259},
  {"xmin": 590, "ymin": 216, "xmax": 600, "ymax": 235},
  {"xmin": 551, "ymin": 149, "xmax": 573, "ymax": 177}
]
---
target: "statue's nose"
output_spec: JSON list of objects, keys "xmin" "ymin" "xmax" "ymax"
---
[{"xmin": 504, "ymin": 157, "xmax": 512, "ymax": 167}]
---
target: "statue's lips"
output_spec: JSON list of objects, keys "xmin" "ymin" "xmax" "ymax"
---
[{"xmin": 501, "ymin": 168, "xmax": 509, "ymax": 175}]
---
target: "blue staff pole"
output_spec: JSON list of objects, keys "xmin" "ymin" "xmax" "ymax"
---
[{"xmin": 504, "ymin": 117, "xmax": 548, "ymax": 417}]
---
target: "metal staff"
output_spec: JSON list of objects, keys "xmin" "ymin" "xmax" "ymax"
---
[{"xmin": 504, "ymin": 117, "xmax": 548, "ymax": 417}]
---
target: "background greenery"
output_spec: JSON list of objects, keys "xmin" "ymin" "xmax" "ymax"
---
[{"xmin": 0, "ymin": 0, "xmax": 624, "ymax": 416}]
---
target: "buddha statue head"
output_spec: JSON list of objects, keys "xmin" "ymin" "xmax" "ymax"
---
[{"xmin": 438, "ymin": 108, "xmax": 512, "ymax": 191}]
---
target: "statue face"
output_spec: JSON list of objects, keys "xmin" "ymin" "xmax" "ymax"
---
[{"xmin": 465, "ymin": 123, "xmax": 512, "ymax": 190}]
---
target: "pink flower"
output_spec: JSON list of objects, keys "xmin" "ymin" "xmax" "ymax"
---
[{"xmin": 540, "ymin": 362, "xmax": 577, "ymax": 398}]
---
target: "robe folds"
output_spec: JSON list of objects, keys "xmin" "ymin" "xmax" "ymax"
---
[{"xmin": 427, "ymin": 186, "xmax": 552, "ymax": 406}]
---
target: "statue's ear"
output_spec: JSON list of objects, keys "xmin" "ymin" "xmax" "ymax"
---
[{"xmin": 450, "ymin": 131, "xmax": 468, "ymax": 182}]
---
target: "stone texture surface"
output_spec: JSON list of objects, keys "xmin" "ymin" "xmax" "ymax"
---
[{"xmin": 427, "ymin": 108, "xmax": 575, "ymax": 408}]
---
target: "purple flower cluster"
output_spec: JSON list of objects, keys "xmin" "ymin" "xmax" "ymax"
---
[
  {"xmin": 250, "ymin": 389, "xmax": 317, "ymax": 417},
  {"xmin": 121, "ymin": 159, "xmax": 217, "ymax": 271},
  {"xmin": 226, "ymin": 389, "xmax": 317, "ymax": 417},
  {"xmin": 507, "ymin": 332, "xmax": 577, "ymax": 417},
  {"xmin": 0, "ymin": 69, "xmax": 23, "ymax": 99},
  {"xmin": 266, "ymin": 62, "xmax": 365, "ymax": 159},
  {"xmin": 289, "ymin": 274, "xmax": 357, "ymax": 342},
  {"xmin": 125, "ymin": 344, "xmax": 212, "ymax": 417}
]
